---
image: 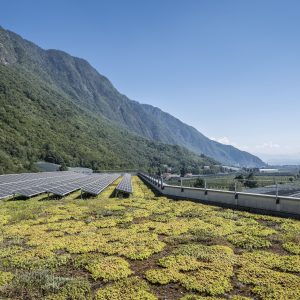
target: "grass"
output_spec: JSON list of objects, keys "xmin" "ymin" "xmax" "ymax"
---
[{"xmin": 0, "ymin": 176, "xmax": 300, "ymax": 299}]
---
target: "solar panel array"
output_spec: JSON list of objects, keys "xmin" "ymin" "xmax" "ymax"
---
[
  {"xmin": 0, "ymin": 171, "xmax": 121, "ymax": 199},
  {"xmin": 82, "ymin": 173, "xmax": 120, "ymax": 195},
  {"xmin": 0, "ymin": 171, "xmax": 86, "ymax": 199},
  {"xmin": 116, "ymin": 173, "xmax": 133, "ymax": 194},
  {"xmin": 46, "ymin": 174, "xmax": 108, "ymax": 197},
  {"xmin": 14, "ymin": 174, "xmax": 90, "ymax": 198},
  {"xmin": 0, "ymin": 171, "xmax": 72, "ymax": 185}
]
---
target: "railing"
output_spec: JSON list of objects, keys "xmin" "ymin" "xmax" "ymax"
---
[
  {"xmin": 138, "ymin": 173, "xmax": 300, "ymax": 218},
  {"xmin": 167, "ymin": 176, "xmax": 300, "ymax": 197}
]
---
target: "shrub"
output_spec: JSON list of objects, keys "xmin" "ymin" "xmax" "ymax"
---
[
  {"xmin": 3, "ymin": 269, "xmax": 69, "ymax": 299},
  {"xmin": 86, "ymin": 256, "xmax": 132, "ymax": 281},
  {"xmin": 193, "ymin": 178, "xmax": 205, "ymax": 188},
  {"xmin": 237, "ymin": 263, "xmax": 300, "ymax": 299},
  {"xmin": 45, "ymin": 279, "xmax": 92, "ymax": 300},
  {"xmin": 0, "ymin": 270, "xmax": 14, "ymax": 287},
  {"xmin": 239, "ymin": 250, "xmax": 300, "ymax": 272},
  {"xmin": 146, "ymin": 245, "xmax": 234, "ymax": 296},
  {"xmin": 158, "ymin": 255, "xmax": 202, "ymax": 271},
  {"xmin": 282, "ymin": 242, "xmax": 300, "ymax": 254},
  {"xmin": 146, "ymin": 268, "xmax": 180, "ymax": 285},
  {"xmin": 180, "ymin": 295, "xmax": 226, "ymax": 300},
  {"xmin": 227, "ymin": 233, "xmax": 272, "ymax": 250},
  {"xmin": 95, "ymin": 276, "xmax": 157, "ymax": 300}
]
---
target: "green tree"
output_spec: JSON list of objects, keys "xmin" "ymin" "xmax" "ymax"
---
[
  {"xmin": 194, "ymin": 178, "xmax": 205, "ymax": 188},
  {"xmin": 180, "ymin": 166, "xmax": 186, "ymax": 177},
  {"xmin": 244, "ymin": 172, "xmax": 258, "ymax": 188},
  {"xmin": 59, "ymin": 162, "xmax": 68, "ymax": 171},
  {"xmin": 156, "ymin": 167, "xmax": 162, "ymax": 176},
  {"xmin": 235, "ymin": 174, "xmax": 244, "ymax": 183}
]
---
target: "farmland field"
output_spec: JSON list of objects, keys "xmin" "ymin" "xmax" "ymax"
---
[
  {"xmin": 169, "ymin": 175, "xmax": 300, "ymax": 193},
  {"xmin": 1, "ymin": 177, "xmax": 300, "ymax": 299}
]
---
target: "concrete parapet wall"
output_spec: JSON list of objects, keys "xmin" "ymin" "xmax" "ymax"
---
[{"xmin": 139, "ymin": 173, "xmax": 300, "ymax": 218}]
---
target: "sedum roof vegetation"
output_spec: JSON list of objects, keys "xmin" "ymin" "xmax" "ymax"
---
[{"xmin": 0, "ymin": 176, "xmax": 299, "ymax": 299}]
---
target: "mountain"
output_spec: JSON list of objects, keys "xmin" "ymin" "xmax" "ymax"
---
[
  {"xmin": 0, "ymin": 63, "xmax": 218, "ymax": 174},
  {"xmin": 0, "ymin": 26, "xmax": 265, "ymax": 169},
  {"xmin": 0, "ymin": 28, "xmax": 217, "ymax": 174}
]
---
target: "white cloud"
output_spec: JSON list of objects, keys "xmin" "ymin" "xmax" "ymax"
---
[
  {"xmin": 210, "ymin": 136, "xmax": 249, "ymax": 151},
  {"xmin": 255, "ymin": 142, "xmax": 280, "ymax": 150},
  {"xmin": 210, "ymin": 137, "xmax": 299, "ymax": 157},
  {"xmin": 252, "ymin": 142, "xmax": 286, "ymax": 156},
  {"xmin": 210, "ymin": 136, "xmax": 230, "ymax": 145}
]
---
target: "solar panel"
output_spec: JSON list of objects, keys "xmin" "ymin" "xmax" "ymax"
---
[
  {"xmin": 0, "ymin": 171, "xmax": 122, "ymax": 199},
  {"xmin": 14, "ymin": 186, "xmax": 47, "ymax": 198},
  {"xmin": 116, "ymin": 173, "xmax": 133, "ymax": 194},
  {"xmin": 0, "ymin": 191, "xmax": 12, "ymax": 199},
  {"xmin": 46, "ymin": 185, "xmax": 78, "ymax": 197},
  {"xmin": 0, "ymin": 171, "xmax": 87, "ymax": 199},
  {"xmin": 1, "ymin": 173, "xmax": 87, "ymax": 199},
  {"xmin": 0, "ymin": 171, "xmax": 73, "ymax": 185},
  {"xmin": 82, "ymin": 173, "xmax": 120, "ymax": 195},
  {"xmin": 46, "ymin": 174, "xmax": 107, "ymax": 197}
]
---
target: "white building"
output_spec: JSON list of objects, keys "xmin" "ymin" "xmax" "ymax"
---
[{"xmin": 259, "ymin": 168, "xmax": 279, "ymax": 173}]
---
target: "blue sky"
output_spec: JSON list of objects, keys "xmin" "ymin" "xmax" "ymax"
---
[{"xmin": 1, "ymin": 0, "xmax": 300, "ymax": 164}]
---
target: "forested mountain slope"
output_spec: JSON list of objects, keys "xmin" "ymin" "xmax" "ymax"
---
[
  {"xmin": 0, "ymin": 64, "xmax": 217, "ymax": 173},
  {"xmin": 0, "ymin": 26, "xmax": 265, "ymax": 169}
]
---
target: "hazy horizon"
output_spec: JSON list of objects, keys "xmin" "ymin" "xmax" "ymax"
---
[{"xmin": 1, "ymin": 0, "xmax": 299, "ymax": 164}]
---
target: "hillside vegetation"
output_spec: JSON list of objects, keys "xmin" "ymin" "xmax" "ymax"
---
[
  {"xmin": 0, "ymin": 65, "xmax": 216, "ymax": 174},
  {"xmin": 0, "ymin": 177, "xmax": 300, "ymax": 299},
  {"xmin": 0, "ymin": 26, "xmax": 265, "ymax": 167}
]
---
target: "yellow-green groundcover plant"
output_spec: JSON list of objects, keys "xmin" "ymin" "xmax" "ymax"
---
[{"xmin": 0, "ymin": 176, "xmax": 299, "ymax": 299}]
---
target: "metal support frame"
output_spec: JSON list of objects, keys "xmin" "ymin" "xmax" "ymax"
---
[
  {"xmin": 234, "ymin": 182, "xmax": 238, "ymax": 200},
  {"xmin": 181, "ymin": 177, "xmax": 183, "ymax": 189},
  {"xmin": 161, "ymin": 176, "xmax": 164, "ymax": 190},
  {"xmin": 275, "ymin": 182, "xmax": 280, "ymax": 204},
  {"xmin": 204, "ymin": 180, "xmax": 208, "ymax": 195}
]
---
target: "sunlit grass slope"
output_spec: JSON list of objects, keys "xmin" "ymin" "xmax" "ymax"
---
[{"xmin": 0, "ymin": 177, "xmax": 300, "ymax": 299}]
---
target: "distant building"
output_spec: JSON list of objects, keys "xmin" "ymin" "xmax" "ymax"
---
[
  {"xmin": 259, "ymin": 168, "xmax": 279, "ymax": 173},
  {"xmin": 35, "ymin": 161, "xmax": 60, "ymax": 172},
  {"xmin": 162, "ymin": 172, "xmax": 172, "ymax": 179},
  {"xmin": 68, "ymin": 167, "xmax": 93, "ymax": 174},
  {"xmin": 222, "ymin": 166, "xmax": 241, "ymax": 172},
  {"xmin": 184, "ymin": 173, "xmax": 193, "ymax": 177},
  {"xmin": 203, "ymin": 166, "xmax": 211, "ymax": 170},
  {"xmin": 163, "ymin": 173, "xmax": 180, "ymax": 180}
]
